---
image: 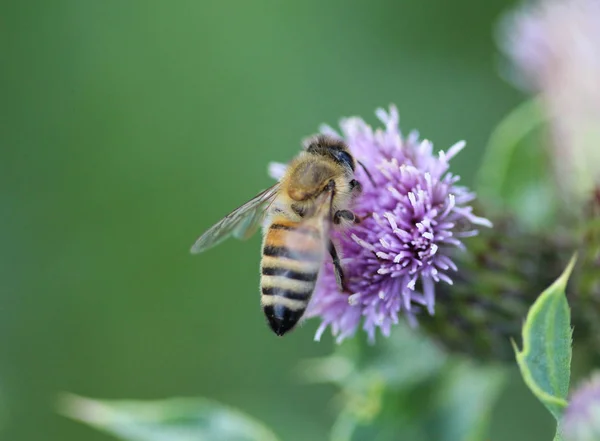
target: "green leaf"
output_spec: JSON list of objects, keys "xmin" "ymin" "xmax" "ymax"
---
[
  {"xmin": 365, "ymin": 322, "xmax": 447, "ymax": 389},
  {"xmin": 298, "ymin": 321, "xmax": 446, "ymax": 390},
  {"xmin": 476, "ymin": 97, "xmax": 557, "ymax": 231},
  {"xmin": 343, "ymin": 360, "xmax": 507, "ymax": 441},
  {"xmin": 435, "ymin": 361, "xmax": 507, "ymax": 441},
  {"xmin": 325, "ymin": 325, "xmax": 507, "ymax": 441},
  {"xmin": 554, "ymin": 429, "xmax": 565, "ymax": 441},
  {"xmin": 57, "ymin": 393, "xmax": 281, "ymax": 441},
  {"xmin": 513, "ymin": 255, "xmax": 577, "ymax": 426}
]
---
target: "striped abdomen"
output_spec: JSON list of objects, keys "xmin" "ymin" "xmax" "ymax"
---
[{"xmin": 260, "ymin": 217, "xmax": 324, "ymax": 336}]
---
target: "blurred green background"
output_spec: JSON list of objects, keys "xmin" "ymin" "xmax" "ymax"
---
[{"xmin": 1, "ymin": 0, "xmax": 553, "ymax": 440}]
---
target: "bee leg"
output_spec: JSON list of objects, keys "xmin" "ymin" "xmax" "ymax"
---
[
  {"xmin": 349, "ymin": 179, "xmax": 362, "ymax": 197},
  {"xmin": 291, "ymin": 203, "xmax": 306, "ymax": 218},
  {"xmin": 357, "ymin": 211, "xmax": 373, "ymax": 223},
  {"xmin": 333, "ymin": 209, "xmax": 361, "ymax": 225},
  {"xmin": 328, "ymin": 240, "xmax": 349, "ymax": 293}
]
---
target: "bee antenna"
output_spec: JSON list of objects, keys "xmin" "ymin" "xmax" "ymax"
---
[{"xmin": 357, "ymin": 160, "xmax": 376, "ymax": 187}]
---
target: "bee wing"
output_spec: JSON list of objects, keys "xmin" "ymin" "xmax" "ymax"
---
[
  {"xmin": 190, "ymin": 184, "xmax": 280, "ymax": 254},
  {"xmin": 231, "ymin": 204, "xmax": 267, "ymax": 241}
]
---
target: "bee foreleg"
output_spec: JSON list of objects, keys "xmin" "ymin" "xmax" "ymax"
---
[
  {"xmin": 328, "ymin": 240, "xmax": 349, "ymax": 293},
  {"xmin": 349, "ymin": 179, "xmax": 362, "ymax": 197}
]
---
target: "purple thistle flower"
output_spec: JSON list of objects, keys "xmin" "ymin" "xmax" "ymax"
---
[
  {"xmin": 563, "ymin": 372, "xmax": 600, "ymax": 441},
  {"xmin": 270, "ymin": 106, "xmax": 491, "ymax": 343}
]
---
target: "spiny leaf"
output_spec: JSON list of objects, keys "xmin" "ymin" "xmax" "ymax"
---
[
  {"xmin": 554, "ymin": 429, "xmax": 565, "ymax": 441},
  {"xmin": 57, "ymin": 393, "xmax": 280, "ymax": 441},
  {"xmin": 513, "ymin": 254, "xmax": 577, "ymax": 426}
]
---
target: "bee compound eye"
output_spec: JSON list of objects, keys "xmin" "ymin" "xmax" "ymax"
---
[{"xmin": 333, "ymin": 150, "xmax": 355, "ymax": 171}]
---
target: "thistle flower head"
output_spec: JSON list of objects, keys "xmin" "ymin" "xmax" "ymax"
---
[
  {"xmin": 270, "ymin": 106, "xmax": 491, "ymax": 343},
  {"xmin": 563, "ymin": 372, "xmax": 600, "ymax": 441}
]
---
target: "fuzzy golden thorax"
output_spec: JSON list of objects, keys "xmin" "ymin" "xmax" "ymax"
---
[{"xmin": 278, "ymin": 151, "xmax": 355, "ymax": 219}]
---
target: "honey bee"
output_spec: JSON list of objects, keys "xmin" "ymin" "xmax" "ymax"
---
[{"xmin": 191, "ymin": 135, "xmax": 369, "ymax": 336}]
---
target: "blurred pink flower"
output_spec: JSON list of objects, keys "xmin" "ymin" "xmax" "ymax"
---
[{"xmin": 501, "ymin": 0, "xmax": 600, "ymax": 202}]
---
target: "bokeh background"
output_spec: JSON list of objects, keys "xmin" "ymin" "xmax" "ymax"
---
[{"xmin": 2, "ymin": 0, "xmax": 554, "ymax": 440}]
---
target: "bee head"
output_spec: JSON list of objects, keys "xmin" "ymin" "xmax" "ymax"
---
[{"xmin": 303, "ymin": 135, "xmax": 356, "ymax": 172}]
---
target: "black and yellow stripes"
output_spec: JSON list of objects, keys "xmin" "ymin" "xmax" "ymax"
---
[
  {"xmin": 262, "ymin": 245, "xmax": 321, "ymax": 262},
  {"xmin": 261, "ymin": 266, "xmax": 318, "ymax": 282},
  {"xmin": 260, "ymin": 218, "xmax": 324, "ymax": 336}
]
